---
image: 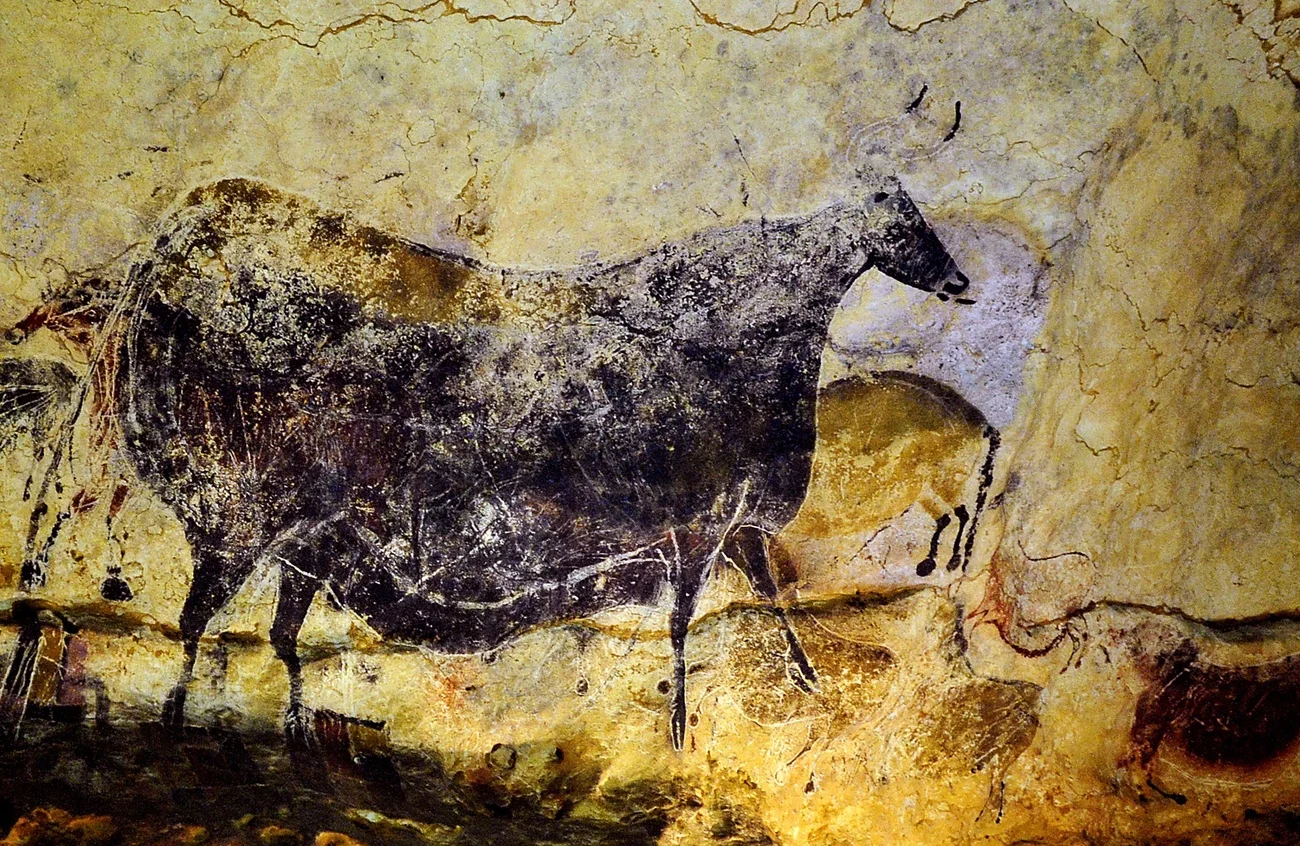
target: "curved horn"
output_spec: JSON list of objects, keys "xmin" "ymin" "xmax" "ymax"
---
[{"xmin": 848, "ymin": 87, "xmax": 962, "ymax": 176}]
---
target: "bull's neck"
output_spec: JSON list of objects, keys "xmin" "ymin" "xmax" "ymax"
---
[{"xmin": 779, "ymin": 202, "xmax": 871, "ymax": 329}]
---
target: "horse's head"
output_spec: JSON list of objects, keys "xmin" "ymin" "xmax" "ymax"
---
[{"xmin": 854, "ymin": 181, "xmax": 969, "ymax": 301}]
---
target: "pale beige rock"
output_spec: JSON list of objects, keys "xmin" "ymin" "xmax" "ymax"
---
[{"xmin": 883, "ymin": 0, "xmax": 978, "ymax": 31}]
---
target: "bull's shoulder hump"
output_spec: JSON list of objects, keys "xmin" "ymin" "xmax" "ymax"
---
[
  {"xmin": 158, "ymin": 180, "xmax": 854, "ymax": 325},
  {"xmin": 577, "ymin": 202, "xmax": 851, "ymax": 276}
]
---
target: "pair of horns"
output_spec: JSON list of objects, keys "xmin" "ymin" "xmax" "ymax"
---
[{"xmin": 849, "ymin": 85, "xmax": 962, "ymax": 172}]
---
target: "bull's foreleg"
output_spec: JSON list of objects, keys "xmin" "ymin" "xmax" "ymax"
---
[
  {"xmin": 669, "ymin": 534, "xmax": 714, "ymax": 752},
  {"xmin": 19, "ymin": 500, "xmax": 51, "ymax": 589},
  {"xmin": 162, "ymin": 547, "xmax": 257, "ymax": 730},
  {"xmin": 725, "ymin": 525, "xmax": 817, "ymax": 693},
  {"xmin": 19, "ymin": 426, "xmax": 75, "ymax": 590},
  {"xmin": 269, "ymin": 561, "xmax": 322, "ymax": 751},
  {"xmin": 916, "ymin": 511, "xmax": 952, "ymax": 577}
]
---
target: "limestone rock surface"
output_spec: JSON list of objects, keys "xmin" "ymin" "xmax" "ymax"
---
[{"xmin": 0, "ymin": 0, "xmax": 1298, "ymax": 842}]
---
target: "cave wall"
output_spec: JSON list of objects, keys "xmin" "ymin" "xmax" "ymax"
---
[{"xmin": 1, "ymin": 0, "xmax": 1298, "ymax": 842}]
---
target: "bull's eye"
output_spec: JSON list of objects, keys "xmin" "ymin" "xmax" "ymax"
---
[{"xmin": 873, "ymin": 192, "xmax": 889, "ymax": 203}]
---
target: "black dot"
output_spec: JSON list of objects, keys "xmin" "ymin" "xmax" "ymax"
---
[
  {"xmin": 657, "ymin": 679, "xmax": 671, "ymax": 695},
  {"xmin": 873, "ymin": 192, "xmax": 889, "ymax": 203}
]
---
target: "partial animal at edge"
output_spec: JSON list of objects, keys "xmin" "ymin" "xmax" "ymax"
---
[{"xmin": 804, "ymin": 371, "xmax": 999, "ymax": 580}]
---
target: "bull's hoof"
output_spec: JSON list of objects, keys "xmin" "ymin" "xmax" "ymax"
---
[
  {"xmin": 670, "ymin": 690, "xmax": 687, "ymax": 752},
  {"xmin": 916, "ymin": 557, "xmax": 937, "ymax": 577},
  {"xmin": 1146, "ymin": 777, "xmax": 1187, "ymax": 805},
  {"xmin": 788, "ymin": 664, "xmax": 815, "ymax": 694},
  {"xmin": 787, "ymin": 654, "xmax": 818, "ymax": 694},
  {"xmin": 284, "ymin": 704, "xmax": 330, "ymax": 790},
  {"xmin": 783, "ymin": 632, "xmax": 818, "ymax": 694},
  {"xmin": 670, "ymin": 711, "xmax": 686, "ymax": 752},
  {"xmin": 285, "ymin": 704, "xmax": 316, "ymax": 753}
]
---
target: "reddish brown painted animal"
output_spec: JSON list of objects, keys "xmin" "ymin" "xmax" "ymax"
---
[{"xmin": 1128, "ymin": 633, "xmax": 1300, "ymax": 801}]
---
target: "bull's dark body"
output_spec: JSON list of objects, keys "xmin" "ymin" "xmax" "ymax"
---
[{"xmin": 115, "ymin": 179, "xmax": 966, "ymax": 746}]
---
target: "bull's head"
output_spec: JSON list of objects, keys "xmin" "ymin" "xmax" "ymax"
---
[
  {"xmin": 855, "ymin": 182, "xmax": 970, "ymax": 301},
  {"xmin": 846, "ymin": 88, "xmax": 970, "ymax": 301}
]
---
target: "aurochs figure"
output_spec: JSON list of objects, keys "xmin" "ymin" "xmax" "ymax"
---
[{"xmin": 20, "ymin": 177, "xmax": 972, "ymax": 749}]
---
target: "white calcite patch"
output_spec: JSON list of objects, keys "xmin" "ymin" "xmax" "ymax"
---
[{"xmin": 828, "ymin": 219, "xmax": 1049, "ymax": 430}]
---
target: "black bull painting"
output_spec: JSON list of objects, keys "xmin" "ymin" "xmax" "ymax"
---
[{"xmin": 9, "ymin": 178, "xmax": 972, "ymax": 749}]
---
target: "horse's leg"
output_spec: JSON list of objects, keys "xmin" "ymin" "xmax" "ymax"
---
[
  {"xmin": 954, "ymin": 426, "xmax": 1001, "ymax": 572},
  {"xmin": 30, "ymin": 491, "xmax": 93, "ymax": 584},
  {"xmin": 19, "ymin": 480, "xmax": 71, "ymax": 588},
  {"xmin": 269, "ymin": 558, "xmax": 322, "ymax": 751},
  {"xmin": 726, "ymin": 525, "xmax": 817, "ymax": 692},
  {"xmin": 22, "ymin": 483, "xmax": 97, "ymax": 590},
  {"xmin": 19, "ymin": 500, "xmax": 51, "ymax": 589},
  {"xmin": 20, "ymin": 421, "xmax": 77, "ymax": 590},
  {"xmin": 161, "ymin": 545, "xmax": 256, "ymax": 730},
  {"xmin": 100, "ymin": 482, "xmax": 134, "ymax": 602},
  {"xmin": 943, "ymin": 505, "xmax": 970, "ymax": 573},
  {"xmin": 916, "ymin": 511, "xmax": 952, "ymax": 577}
]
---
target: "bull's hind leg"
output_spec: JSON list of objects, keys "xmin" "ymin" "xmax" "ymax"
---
[
  {"xmin": 269, "ymin": 560, "xmax": 322, "ymax": 751},
  {"xmin": 725, "ymin": 525, "xmax": 817, "ymax": 693},
  {"xmin": 161, "ymin": 545, "xmax": 256, "ymax": 729}
]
